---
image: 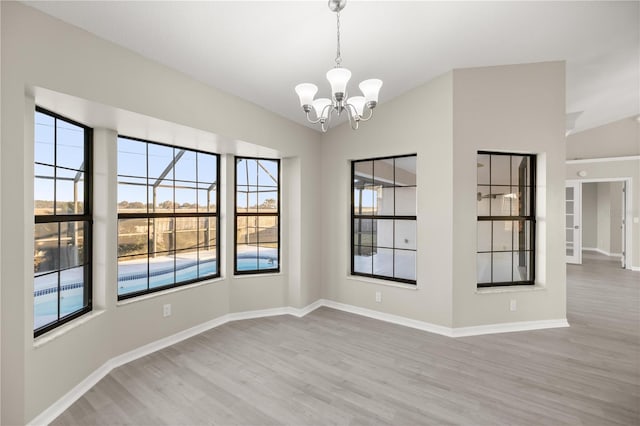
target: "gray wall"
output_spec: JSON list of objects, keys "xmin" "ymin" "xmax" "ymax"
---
[
  {"xmin": 582, "ymin": 183, "xmax": 598, "ymax": 248},
  {"xmin": 609, "ymin": 182, "xmax": 623, "ymax": 255},
  {"xmin": 1, "ymin": 3, "xmax": 322, "ymax": 423},
  {"xmin": 596, "ymin": 183, "xmax": 612, "ymax": 253}
]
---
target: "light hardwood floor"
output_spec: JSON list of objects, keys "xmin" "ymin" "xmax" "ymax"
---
[{"xmin": 53, "ymin": 253, "xmax": 639, "ymax": 425}]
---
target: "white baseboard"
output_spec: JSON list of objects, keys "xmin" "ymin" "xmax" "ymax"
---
[
  {"xmin": 27, "ymin": 303, "xmax": 321, "ymax": 426},
  {"xmin": 320, "ymin": 299, "xmax": 453, "ymax": 336},
  {"xmin": 631, "ymin": 266, "xmax": 640, "ymax": 272},
  {"xmin": 28, "ymin": 299, "xmax": 569, "ymax": 425},
  {"xmin": 582, "ymin": 247, "xmax": 622, "ymax": 258},
  {"xmin": 320, "ymin": 299, "xmax": 569, "ymax": 338}
]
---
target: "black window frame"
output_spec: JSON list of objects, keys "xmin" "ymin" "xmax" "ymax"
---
[
  {"xmin": 477, "ymin": 151, "xmax": 536, "ymax": 288},
  {"xmin": 34, "ymin": 106, "xmax": 93, "ymax": 337},
  {"xmin": 234, "ymin": 156, "xmax": 281, "ymax": 275},
  {"xmin": 351, "ymin": 154, "xmax": 417, "ymax": 285},
  {"xmin": 116, "ymin": 136, "xmax": 221, "ymax": 300}
]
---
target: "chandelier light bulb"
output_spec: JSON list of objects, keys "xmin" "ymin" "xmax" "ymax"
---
[
  {"xmin": 347, "ymin": 96, "xmax": 366, "ymax": 117},
  {"xmin": 326, "ymin": 68, "xmax": 352, "ymax": 100},
  {"xmin": 359, "ymin": 79, "xmax": 383, "ymax": 106},
  {"xmin": 313, "ymin": 98, "xmax": 332, "ymax": 120},
  {"xmin": 294, "ymin": 83, "xmax": 318, "ymax": 107}
]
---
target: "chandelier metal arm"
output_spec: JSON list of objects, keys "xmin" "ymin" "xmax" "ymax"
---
[
  {"xmin": 358, "ymin": 108, "xmax": 374, "ymax": 122},
  {"xmin": 345, "ymin": 104, "xmax": 360, "ymax": 130}
]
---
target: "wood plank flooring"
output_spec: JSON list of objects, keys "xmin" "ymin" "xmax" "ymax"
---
[{"xmin": 53, "ymin": 253, "xmax": 639, "ymax": 425}]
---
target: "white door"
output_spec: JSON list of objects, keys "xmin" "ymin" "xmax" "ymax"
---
[{"xmin": 566, "ymin": 181, "xmax": 582, "ymax": 264}]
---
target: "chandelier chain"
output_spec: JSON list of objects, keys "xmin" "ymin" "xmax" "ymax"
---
[{"xmin": 335, "ymin": 11, "xmax": 342, "ymax": 67}]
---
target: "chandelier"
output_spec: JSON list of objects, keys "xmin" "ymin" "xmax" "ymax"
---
[{"xmin": 295, "ymin": 0, "xmax": 383, "ymax": 132}]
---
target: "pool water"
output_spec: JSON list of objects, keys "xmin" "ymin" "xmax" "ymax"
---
[{"xmin": 35, "ymin": 257, "xmax": 278, "ymax": 330}]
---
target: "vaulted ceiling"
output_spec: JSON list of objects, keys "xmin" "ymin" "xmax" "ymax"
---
[{"xmin": 26, "ymin": 1, "xmax": 639, "ymax": 134}]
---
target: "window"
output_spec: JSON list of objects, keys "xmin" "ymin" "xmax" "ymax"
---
[
  {"xmin": 117, "ymin": 137, "xmax": 220, "ymax": 299},
  {"xmin": 34, "ymin": 107, "xmax": 92, "ymax": 336},
  {"xmin": 477, "ymin": 151, "xmax": 535, "ymax": 287},
  {"xmin": 235, "ymin": 157, "xmax": 280, "ymax": 274},
  {"xmin": 351, "ymin": 155, "xmax": 417, "ymax": 284}
]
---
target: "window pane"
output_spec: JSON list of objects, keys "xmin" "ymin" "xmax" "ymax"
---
[
  {"xmin": 118, "ymin": 177, "xmax": 147, "ymax": 213},
  {"xmin": 511, "ymin": 155, "xmax": 529, "ymax": 187},
  {"xmin": 566, "ymin": 187, "xmax": 574, "ymax": 201},
  {"xmin": 198, "ymin": 217, "xmax": 216, "ymax": 248},
  {"xmin": 394, "ymin": 156, "xmax": 416, "ymax": 186},
  {"xmin": 373, "ymin": 159, "xmax": 395, "ymax": 187},
  {"xmin": 258, "ymin": 191, "xmax": 278, "ymax": 213},
  {"xmin": 149, "ymin": 252, "xmax": 175, "ymax": 289},
  {"xmin": 175, "ymin": 185, "xmax": 197, "ymax": 212},
  {"xmin": 56, "ymin": 168, "xmax": 84, "ymax": 214},
  {"xmin": 118, "ymin": 137, "xmax": 147, "ymax": 178},
  {"xmin": 198, "ymin": 247, "xmax": 217, "ymax": 278},
  {"xmin": 34, "ymin": 164, "xmax": 55, "ymax": 215},
  {"xmin": 176, "ymin": 217, "xmax": 198, "ymax": 250},
  {"xmin": 35, "ymin": 223, "xmax": 59, "ymax": 275},
  {"xmin": 490, "ymin": 186, "xmax": 510, "ymax": 216},
  {"xmin": 353, "ymin": 246, "xmax": 372, "ymax": 274},
  {"xmin": 151, "ymin": 217, "xmax": 175, "ymax": 253},
  {"xmin": 492, "ymin": 220, "xmax": 513, "ymax": 251},
  {"xmin": 175, "ymin": 248, "xmax": 198, "ymax": 283},
  {"xmin": 34, "ymin": 273, "xmax": 58, "ymax": 330},
  {"xmin": 394, "ymin": 220, "xmax": 416, "ymax": 250},
  {"xmin": 515, "ymin": 220, "xmax": 531, "ymax": 251},
  {"xmin": 375, "ymin": 219, "xmax": 393, "ymax": 248},
  {"xmin": 257, "ymin": 160, "xmax": 278, "ymax": 187},
  {"xmin": 477, "ymin": 221, "xmax": 491, "ymax": 252},
  {"xmin": 198, "ymin": 188, "xmax": 215, "ymax": 213},
  {"xmin": 477, "ymin": 253, "xmax": 491, "ymax": 284},
  {"xmin": 236, "ymin": 158, "xmax": 249, "ymax": 185},
  {"xmin": 492, "ymin": 252, "xmax": 512, "ymax": 282},
  {"xmin": 258, "ymin": 250, "xmax": 278, "ymax": 270},
  {"xmin": 174, "ymin": 149, "xmax": 196, "ymax": 182},
  {"xmin": 373, "ymin": 247, "xmax": 393, "ymax": 277},
  {"xmin": 118, "ymin": 256, "xmax": 148, "ymax": 296},
  {"xmin": 237, "ymin": 244, "xmax": 258, "ymax": 271},
  {"xmin": 354, "ymin": 186, "xmax": 376, "ymax": 216},
  {"xmin": 56, "ymin": 120, "xmax": 85, "ymax": 170},
  {"xmin": 151, "ymin": 179, "xmax": 174, "ymax": 212},
  {"xmin": 394, "ymin": 250, "xmax": 416, "ymax": 281},
  {"xmin": 376, "ymin": 186, "xmax": 394, "ymax": 215},
  {"xmin": 354, "ymin": 218, "xmax": 373, "ymax": 248},
  {"xmin": 491, "ymin": 155, "xmax": 510, "ymax": 185},
  {"xmin": 35, "ymin": 112, "xmax": 55, "ymax": 165},
  {"xmin": 148, "ymin": 144, "xmax": 174, "ymax": 179},
  {"xmin": 395, "ymin": 187, "xmax": 416, "ymax": 216},
  {"xmin": 118, "ymin": 218, "xmax": 148, "ymax": 258},
  {"xmin": 354, "ymin": 161, "xmax": 373, "ymax": 183},
  {"xmin": 258, "ymin": 216, "xmax": 278, "ymax": 243},
  {"xmin": 60, "ymin": 266, "xmax": 85, "ymax": 317},
  {"xmin": 477, "ymin": 185, "xmax": 490, "ymax": 216},
  {"xmin": 59, "ymin": 222, "xmax": 85, "ymax": 269},
  {"xmin": 197, "ymin": 153, "xmax": 217, "ymax": 184},
  {"xmin": 477, "ymin": 154, "xmax": 490, "ymax": 185},
  {"xmin": 513, "ymin": 251, "xmax": 531, "ymax": 281}
]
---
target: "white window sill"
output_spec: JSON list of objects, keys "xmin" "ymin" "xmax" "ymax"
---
[
  {"xmin": 347, "ymin": 275, "xmax": 419, "ymax": 290},
  {"xmin": 34, "ymin": 309, "xmax": 106, "ymax": 348},
  {"xmin": 233, "ymin": 272, "xmax": 282, "ymax": 279},
  {"xmin": 475, "ymin": 284, "xmax": 546, "ymax": 294},
  {"xmin": 117, "ymin": 276, "xmax": 225, "ymax": 306}
]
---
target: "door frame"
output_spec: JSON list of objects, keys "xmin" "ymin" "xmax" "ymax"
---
[
  {"xmin": 565, "ymin": 180, "xmax": 582, "ymax": 264},
  {"xmin": 568, "ymin": 177, "xmax": 633, "ymax": 269}
]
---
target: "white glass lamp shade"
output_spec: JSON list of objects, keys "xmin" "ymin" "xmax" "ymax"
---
[
  {"xmin": 359, "ymin": 79, "xmax": 383, "ymax": 104},
  {"xmin": 294, "ymin": 83, "xmax": 318, "ymax": 107},
  {"xmin": 326, "ymin": 68, "xmax": 352, "ymax": 96},
  {"xmin": 347, "ymin": 96, "xmax": 366, "ymax": 117},
  {"xmin": 312, "ymin": 98, "xmax": 332, "ymax": 120}
]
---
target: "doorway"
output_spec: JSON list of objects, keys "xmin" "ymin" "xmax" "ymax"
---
[{"xmin": 565, "ymin": 178, "xmax": 632, "ymax": 268}]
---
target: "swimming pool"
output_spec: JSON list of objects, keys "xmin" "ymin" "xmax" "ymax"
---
[{"xmin": 34, "ymin": 256, "xmax": 279, "ymax": 329}]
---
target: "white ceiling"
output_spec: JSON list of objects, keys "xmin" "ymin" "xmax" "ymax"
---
[{"xmin": 25, "ymin": 1, "xmax": 639, "ymax": 134}]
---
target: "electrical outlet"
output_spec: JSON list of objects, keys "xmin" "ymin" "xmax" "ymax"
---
[
  {"xmin": 163, "ymin": 304, "xmax": 172, "ymax": 317},
  {"xmin": 510, "ymin": 299, "xmax": 517, "ymax": 312},
  {"xmin": 375, "ymin": 291, "xmax": 382, "ymax": 303}
]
